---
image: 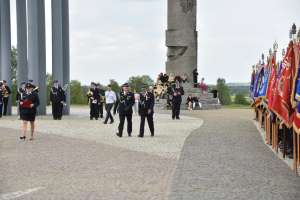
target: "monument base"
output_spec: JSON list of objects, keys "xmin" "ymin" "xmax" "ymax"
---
[{"xmin": 155, "ymin": 83, "xmax": 221, "ymax": 110}]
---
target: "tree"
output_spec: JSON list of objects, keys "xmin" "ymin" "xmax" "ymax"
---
[
  {"xmin": 11, "ymin": 46, "xmax": 17, "ymax": 81},
  {"xmin": 216, "ymin": 78, "xmax": 231, "ymax": 105},
  {"xmin": 234, "ymin": 93, "xmax": 249, "ymax": 105},
  {"xmin": 128, "ymin": 75, "xmax": 154, "ymax": 93},
  {"xmin": 10, "ymin": 47, "xmax": 18, "ymax": 106},
  {"xmin": 109, "ymin": 79, "xmax": 121, "ymax": 93},
  {"xmin": 70, "ymin": 80, "xmax": 86, "ymax": 105}
]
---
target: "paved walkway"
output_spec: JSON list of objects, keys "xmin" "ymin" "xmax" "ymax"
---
[
  {"xmin": 1, "ymin": 108, "xmax": 300, "ymax": 200},
  {"xmin": 0, "ymin": 110, "xmax": 202, "ymax": 200},
  {"xmin": 168, "ymin": 109, "xmax": 300, "ymax": 200}
]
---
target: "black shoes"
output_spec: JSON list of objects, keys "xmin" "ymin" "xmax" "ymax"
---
[
  {"xmin": 138, "ymin": 135, "xmax": 143, "ymax": 138},
  {"xmin": 110, "ymin": 121, "xmax": 114, "ymax": 124},
  {"xmin": 19, "ymin": 136, "xmax": 26, "ymax": 140},
  {"xmin": 103, "ymin": 122, "xmax": 107, "ymax": 124},
  {"xmin": 116, "ymin": 132, "xmax": 122, "ymax": 137}
]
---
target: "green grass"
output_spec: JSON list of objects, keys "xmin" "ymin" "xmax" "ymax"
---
[{"xmin": 222, "ymin": 104, "xmax": 251, "ymax": 109}]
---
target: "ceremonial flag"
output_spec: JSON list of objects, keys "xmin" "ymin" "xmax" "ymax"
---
[
  {"xmin": 252, "ymin": 65, "xmax": 261, "ymax": 99},
  {"xmin": 292, "ymin": 43, "xmax": 300, "ymax": 133},
  {"xmin": 250, "ymin": 68, "xmax": 256, "ymax": 99},
  {"xmin": 257, "ymin": 64, "xmax": 270, "ymax": 98},
  {"xmin": 271, "ymin": 41, "xmax": 295, "ymax": 127},
  {"xmin": 266, "ymin": 55, "xmax": 277, "ymax": 109}
]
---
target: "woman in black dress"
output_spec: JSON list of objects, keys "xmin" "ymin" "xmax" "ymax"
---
[{"xmin": 19, "ymin": 82, "xmax": 40, "ymax": 141}]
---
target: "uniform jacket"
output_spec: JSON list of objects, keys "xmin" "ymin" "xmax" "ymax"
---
[
  {"xmin": 20, "ymin": 92, "xmax": 40, "ymax": 115},
  {"xmin": 50, "ymin": 87, "xmax": 66, "ymax": 104},
  {"xmin": 87, "ymin": 88, "xmax": 100, "ymax": 104},
  {"xmin": 118, "ymin": 91, "xmax": 135, "ymax": 115},
  {"xmin": 139, "ymin": 91, "xmax": 155, "ymax": 116},
  {"xmin": 169, "ymin": 86, "xmax": 184, "ymax": 103}
]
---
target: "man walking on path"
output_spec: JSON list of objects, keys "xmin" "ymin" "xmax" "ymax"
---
[
  {"xmin": 104, "ymin": 85, "xmax": 116, "ymax": 124},
  {"xmin": 138, "ymin": 85, "xmax": 155, "ymax": 137},
  {"xmin": 116, "ymin": 83, "xmax": 135, "ymax": 137}
]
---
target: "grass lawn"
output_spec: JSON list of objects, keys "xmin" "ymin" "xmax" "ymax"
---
[{"xmin": 222, "ymin": 104, "xmax": 250, "ymax": 109}]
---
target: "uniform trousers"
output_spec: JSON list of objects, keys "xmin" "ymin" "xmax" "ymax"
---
[{"xmin": 118, "ymin": 113, "xmax": 132, "ymax": 136}]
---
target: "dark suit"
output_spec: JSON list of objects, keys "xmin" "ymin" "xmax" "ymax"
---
[
  {"xmin": 169, "ymin": 86, "xmax": 184, "ymax": 119},
  {"xmin": 0, "ymin": 87, "xmax": 3, "ymax": 118},
  {"xmin": 50, "ymin": 87, "xmax": 66, "ymax": 120},
  {"xmin": 87, "ymin": 89, "xmax": 100, "ymax": 120},
  {"xmin": 2, "ymin": 85, "xmax": 11, "ymax": 116},
  {"xmin": 117, "ymin": 91, "xmax": 135, "ymax": 136},
  {"xmin": 138, "ymin": 91, "xmax": 155, "ymax": 137}
]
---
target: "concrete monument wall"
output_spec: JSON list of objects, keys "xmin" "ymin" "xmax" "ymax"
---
[{"xmin": 166, "ymin": 0, "xmax": 198, "ymax": 86}]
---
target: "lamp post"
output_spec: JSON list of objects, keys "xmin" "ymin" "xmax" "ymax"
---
[
  {"xmin": 261, "ymin": 53, "xmax": 265, "ymax": 65},
  {"xmin": 292, "ymin": 23, "xmax": 297, "ymax": 42}
]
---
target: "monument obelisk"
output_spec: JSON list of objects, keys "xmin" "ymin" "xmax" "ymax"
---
[{"xmin": 166, "ymin": 0, "xmax": 198, "ymax": 87}]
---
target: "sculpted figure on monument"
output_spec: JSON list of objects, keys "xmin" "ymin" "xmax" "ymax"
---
[
  {"xmin": 180, "ymin": 0, "xmax": 195, "ymax": 13},
  {"xmin": 167, "ymin": 46, "xmax": 188, "ymax": 61}
]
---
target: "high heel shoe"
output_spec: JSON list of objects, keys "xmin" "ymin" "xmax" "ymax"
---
[{"xmin": 19, "ymin": 136, "xmax": 26, "ymax": 140}]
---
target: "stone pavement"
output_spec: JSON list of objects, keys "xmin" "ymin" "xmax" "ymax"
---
[
  {"xmin": 1, "ymin": 108, "xmax": 300, "ymax": 200},
  {"xmin": 168, "ymin": 109, "xmax": 300, "ymax": 200},
  {"xmin": 0, "ymin": 108, "xmax": 202, "ymax": 200}
]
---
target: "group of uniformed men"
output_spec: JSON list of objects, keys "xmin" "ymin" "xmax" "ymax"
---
[
  {"xmin": 1, "ymin": 77, "xmax": 185, "ymax": 138},
  {"xmin": 87, "ymin": 82, "xmax": 156, "ymax": 137}
]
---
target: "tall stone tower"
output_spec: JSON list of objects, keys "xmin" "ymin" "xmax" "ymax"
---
[{"xmin": 166, "ymin": 0, "xmax": 198, "ymax": 87}]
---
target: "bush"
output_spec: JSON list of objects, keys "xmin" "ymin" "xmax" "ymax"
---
[
  {"xmin": 216, "ymin": 78, "xmax": 232, "ymax": 105},
  {"xmin": 234, "ymin": 93, "xmax": 249, "ymax": 105},
  {"xmin": 70, "ymin": 80, "xmax": 86, "ymax": 105}
]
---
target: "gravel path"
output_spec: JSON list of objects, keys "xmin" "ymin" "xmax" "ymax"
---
[{"xmin": 168, "ymin": 109, "xmax": 300, "ymax": 200}]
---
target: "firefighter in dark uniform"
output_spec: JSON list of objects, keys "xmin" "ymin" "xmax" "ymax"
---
[
  {"xmin": 16, "ymin": 82, "xmax": 26, "ymax": 116},
  {"xmin": 169, "ymin": 79, "xmax": 184, "ymax": 120},
  {"xmin": 0, "ymin": 81, "xmax": 4, "ymax": 118},
  {"xmin": 2, "ymin": 80, "xmax": 11, "ymax": 116},
  {"xmin": 96, "ymin": 83, "xmax": 105, "ymax": 119},
  {"xmin": 87, "ymin": 82, "xmax": 100, "ymax": 120},
  {"xmin": 50, "ymin": 80, "xmax": 66, "ymax": 120},
  {"xmin": 116, "ymin": 83, "xmax": 135, "ymax": 137},
  {"xmin": 138, "ymin": 85, "xmax": 155, "ymax": 137}
]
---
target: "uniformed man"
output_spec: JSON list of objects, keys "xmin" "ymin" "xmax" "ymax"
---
[
  {"xmin": 28, "ymin": 80, "xmax": 39, "ymax": 94},
  {"xmin": 0, "ymin": 81, "xmax": 4, "ymax": 118},
  {"xmin": 169, "ymin": 79, "xmax": 184, "ymax": 120},
  {"xmin": 96, "ymin": 83, "xmax": 105, "ymax": 119},
  {"xmin": 2, "ymin": 80, "xmax": 11, "ymax": 116},
  {"xmin": 116, "ymin": 83, "xmax": 135, "ymax": 137},
  {"xmin": 87, "ymin": 82, "xmax": 100, "ymax": 120},
  {"xmin": 16, "ymin": 82, "xmax": 26, "ymax": 116},
  {"xmin": 50, "ymin": 80, "xmax": 66, "ymax": 120},
  {"xmin": 138, "ymin": 85, "xmax": 155, "ymax": 137}
]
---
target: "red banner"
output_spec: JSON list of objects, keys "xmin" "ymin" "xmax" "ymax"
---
[{"xmin": 271, "ymin": 42, "xmax": 295, "ymax": 127}]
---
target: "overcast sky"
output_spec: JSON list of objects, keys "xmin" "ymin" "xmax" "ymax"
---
[{"xmin": 10, "ymin": 0, "xmax": 300, "ymax": 85}]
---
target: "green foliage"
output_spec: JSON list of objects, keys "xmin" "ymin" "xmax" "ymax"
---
[
  {"xmin": 70, "ymin": 80, "xmax": 86, "ymax": 105},
  {"xmin": 46, "ymin": 73, "xmax": 53, "ymax": 105},
  {"xmin": 109, "ymin": 79, "xmax": 121, "ymax": 93},
  {"xmin": 216, "ymin": 78, "xmax": 232, "ymax": 105},
  {"xmin": 234, "ymin": 93, "xmax": 249, "ymax": 105},
  {"xmin": 228, "ymin": 85, "xmax": 250, "ymax": 95},
  {"xmin": 11, "ymin": 83, "xmax": 17, "ymax": 106},
  {"xmin": 11, "ymin": 47, "xmax": 17, "ymax": 81},
  {"xmin": 128, "ymin": 75, "xmax": 154, "ymax": 93}
]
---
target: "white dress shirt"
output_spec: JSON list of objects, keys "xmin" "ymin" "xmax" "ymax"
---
[{"xmin": 105, "ymin": 90, "xmax": 117, "ymax": 104}]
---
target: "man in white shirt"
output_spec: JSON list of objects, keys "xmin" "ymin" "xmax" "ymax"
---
[{"xmin": 104, "ymin": 85, "xmax": 117, "ymax": 124}]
